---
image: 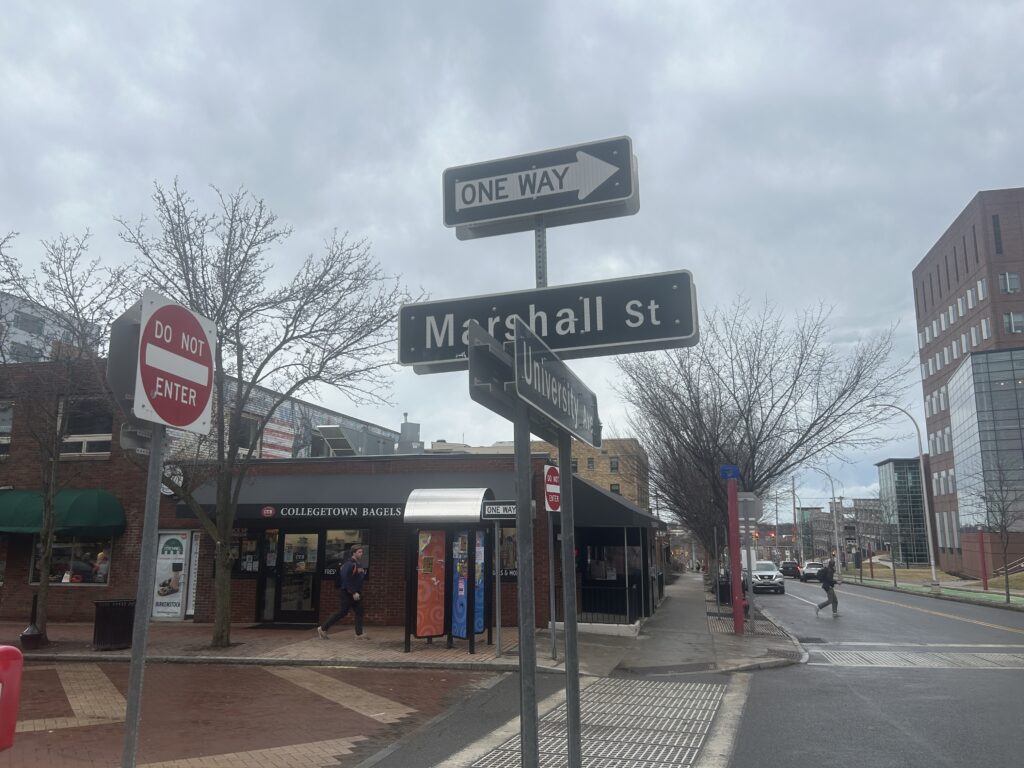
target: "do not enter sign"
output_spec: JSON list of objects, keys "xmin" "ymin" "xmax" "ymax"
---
[
  {"xmin": 134, "ymin": 290, "xmax": 217, "ymax": 434},
  {"xmin": 544, "ymin": 464, "xmax": 561, "ymax": 512}
]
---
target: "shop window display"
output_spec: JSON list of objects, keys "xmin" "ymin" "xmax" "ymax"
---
[{"xmin": 31, "ymin": 536, "xmax": 113, "ymax": 584}]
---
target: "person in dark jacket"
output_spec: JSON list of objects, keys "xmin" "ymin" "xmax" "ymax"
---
[
  {"xmin": 815, "ymin": 558, "xmax": 839, "ymax": 617},
  {"xmin": 317, "ymin": 546, "xmax": 368, "ymax": 639}
]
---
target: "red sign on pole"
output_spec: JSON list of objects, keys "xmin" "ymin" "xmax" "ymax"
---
[
  {"xmin": 134, "ymin": 290, "xmax": 216, "ymax": 434},
  {"xmin": 544, "ymin": 464, "xmax": 561, "ymax": 512}
]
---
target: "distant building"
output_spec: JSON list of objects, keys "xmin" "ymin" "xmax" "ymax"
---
[
  {"xmin": 912, "ymin": 187, "xmax": 1024, "ymax": 574},
  {"xmin": 876, "ymin": 458, "xmax": 931, "ymax": 566}
]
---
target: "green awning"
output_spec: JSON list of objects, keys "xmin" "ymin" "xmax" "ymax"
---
[{"xmin": 0, "ymin": 489, "xmax": 126, "ymax": 537}]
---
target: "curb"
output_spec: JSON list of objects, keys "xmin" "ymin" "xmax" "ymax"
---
[{"xmin": 839, "ymin": 580, "xmax": 1024, "ymax": 612}]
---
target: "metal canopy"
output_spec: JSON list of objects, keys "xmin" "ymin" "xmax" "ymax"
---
[
  {"xmin": 403, "ymin": 487, "xmax": 495, "ymax": 524},
  {"xmin": 312, "ymin": 425, "xmax": 356, "ymax": 456}
]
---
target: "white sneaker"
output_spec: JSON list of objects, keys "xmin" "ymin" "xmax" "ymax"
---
[
  {"xmin": 316, "ymin": 626, "xmax": 327, "ymax": 639},
  {"xmin": 815, "ymin": 606, "xmax": 820, "ymax": 617},
  {"xmin": 356, "ymin": 633, "xmax": 369, "ymax": 640}
]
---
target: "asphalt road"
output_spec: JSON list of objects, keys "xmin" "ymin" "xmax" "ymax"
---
[{"xmin": 728, "ymin": 578, "xmax": 1024, "ymax": 767}]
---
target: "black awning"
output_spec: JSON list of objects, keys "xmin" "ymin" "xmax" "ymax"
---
[
  {"xmin": 568, "ymin": 476, "xmax": 665, "ymax": 529},
  {"xmin": 0, "ymin": 489, "xmax": 127, "ymax": 536}
]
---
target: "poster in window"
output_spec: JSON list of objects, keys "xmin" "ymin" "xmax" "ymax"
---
[
  {"xmin": 152, "ymin": 531, "xmax": 189, "ymax": 619},
  {"xmin": 499, "ymin": 526, "xmax": 517, "ymax": 580},
  {"xmin": 473, "ymin": 529, "xmax": 485, "ymax": 634}
]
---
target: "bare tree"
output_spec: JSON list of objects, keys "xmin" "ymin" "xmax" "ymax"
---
[
  {"xmin": 617, "ymin": 297, "xmax": 911, "ymax": 556},
  {"xmin": 117, "ymin": 180, "xmax": 418, "ymax": 647},
  {"xmin": 0, "ymin": 233, "xmax": 132, "ymax": 640},
  {"xmin": 962, "ymin": 455, "xmax": 1024, "ymax": 604}
]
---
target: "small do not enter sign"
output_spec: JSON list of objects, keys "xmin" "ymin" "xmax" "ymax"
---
[
  {"xmin": 134, "ymin": 291, "xmax": 216, "ymax": 434},
  {"xmin": 545, "ymin": 464, "xmax": 561, "ymax": 512}
]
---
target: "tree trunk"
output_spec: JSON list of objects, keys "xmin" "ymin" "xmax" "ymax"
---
[
  {"xmin": 35, "ymin": 459, "xmax": 60, "ymax": 643},
  {"xmin": 211, "ymin": 542, "xmax": 233, "ymax": 647}
]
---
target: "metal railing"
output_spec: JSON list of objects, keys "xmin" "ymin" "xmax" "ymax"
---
[{"xmin": 554, "ymin": 583, "xmax": 640, "ymax": 625}]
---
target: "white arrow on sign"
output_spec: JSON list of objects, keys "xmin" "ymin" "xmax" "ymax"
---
[{"xmin": 455, "ymin": 151, "xmax": 619, "ymax": 211}]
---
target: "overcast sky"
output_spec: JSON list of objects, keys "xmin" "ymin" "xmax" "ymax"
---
[{"xmin": 4, "ymin": 1, "xmax": 1024, "ymax": 509}]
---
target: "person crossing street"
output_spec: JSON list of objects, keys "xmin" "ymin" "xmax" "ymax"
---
[{"xmin": 815, "ymin": 558, "xmax": 839, "ymax": 617}]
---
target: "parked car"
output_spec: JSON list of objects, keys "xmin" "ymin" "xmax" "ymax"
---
[
  {"xmin": 780, "ymin": 560, "xmax": 801, "ymax": 578},
  {"xmin": 800, "ymin": 561, "xmax": 825, "ymax": 582},
  {"xmin": 750, "ymin": 560, "xmax": 785, "ymax": 594}
]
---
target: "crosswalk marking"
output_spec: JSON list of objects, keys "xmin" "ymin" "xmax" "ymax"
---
[
  {"xmin": 262, "ymin": 666, "xmax": 417, "ymax": 723},
  {"xmin": 809, "ymin": 650, "xmax": 1024, "ymax": 669}
]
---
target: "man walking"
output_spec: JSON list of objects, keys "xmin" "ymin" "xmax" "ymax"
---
[
  {"xmin": 317, "ymin": 546, "xmax": 368, "ymax": 639},
  {"xmin": 815, "ymin": 558, "xmax": 839, "ymax": 617}
]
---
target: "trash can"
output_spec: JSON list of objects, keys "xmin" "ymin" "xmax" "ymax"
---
[
  {"xmin": 717, "ymin": 577, "xmax": 732, "ymax": 605},
  {"xmin": 93, "ymin": 599, "xmax": 136, "ymax": 651}
]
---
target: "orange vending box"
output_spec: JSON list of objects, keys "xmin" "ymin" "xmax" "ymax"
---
[{"xmin": 0, "ymin": 645, "xmax": 24, "ymax": 751}]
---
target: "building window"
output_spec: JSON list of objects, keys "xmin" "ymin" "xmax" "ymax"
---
[
  {"xmin": 940, "ymin": 314, "xmax": 947, "ymax": 332},
  {"xmin": 971, "ymin": 326, "xmax": 979, "ymax": 346},
  {"xmin": 1002, "ymin": 313, "xmax": 1024, "ymax": 334},
  {"xmin": 957, "ymin": 297, "xmax": 965, "ymax": 316},
  {"xmin": 932, "ymin": 319, "xmax": 939, "ymax": 337},
  {"xmin": 961, "ymin": 332, "xmax": 969, "ymax": 353},
  {"xmin": 237, "ymin": 413, "xmax": 262, "ymax": 456},
  {"xmin": 927, "ymin": 359, "xmax": 934, "ymax": 376},
  {"xmin": 609, "ymin": 456, "xmax": 619, "ymax": 473},
  {"xmin": 952, "ymin": 340, "xmax": 959, "ymax": 359},
  {"xmin": 8, "ymin": 341, "xmax": 43, "ymax": 362},
  {"xmin": 977, "ymin": 278, "xmax": 987, "ymax": 301},
  {"xmin": 31, "ymin": 536, "xmax": 113, "ymax": 584},
  {"xmin": 993, "ymin": 214, "xmax": 1003, "ymax": 255},
  {"xmin": 925, "ymin": 326, "xmax": 932, "ymax": 343},
  {"xmin": 571, "ymin": 457, "xmax": 578, "ymax": 473},
  {"xmin": 940, "ymin": 386, "xmax": 947, "ymax": 410},
  {"xmin": 943, "ymin": 347, "xmax": 950, "ymax": 365},
  {"xmin": 13, "ymin": 311, "xmax": 45, "ymax": 336},
  {"xmin": 948, "ymin": 306, "xmax": 956, "ymax": 324},
  {"xmin": 981, "ymin": 317, "xmax": 991, "ymax": 339},
  {"xmin": 918, "ymin": 331, "xmax": 925, "ymax": 349},
  {"xmin": 324, "ymin": 529, "xmax": 370, "ymax": 571},
  {"xmin": 60, "ymin": 398, "xmax": 113, "ymax": 456},
  {"xmin": 0, "ymin": 401, "xmax": 11, "ymax": 457},
  {"xmin": 967, "ymin": 289, "xmax": 975, "ymax": 309},
  {"xmin": 999, "ymin": 272, "xmax": 1021, "ymax": 293},
  {"xmin": 586, "ymin": 457, "xmax": 595, "ymax": 470},
  {"xmin": 610, "ymin": 483, "xmax": 620, "ymax": 495}
]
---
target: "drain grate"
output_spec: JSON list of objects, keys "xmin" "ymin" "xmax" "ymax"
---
[{"xmin": 765, "ymin": 648, "xmax": 803, "ymax": 661}]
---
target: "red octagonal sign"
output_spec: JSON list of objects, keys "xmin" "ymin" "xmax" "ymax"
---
[
  {"xmin": 134, "ymin": 291, "xmax": 216, "ymax": 434},
  {"xmin": 545, "ymin": 464, "xmax": 561, "ymax": 513}
]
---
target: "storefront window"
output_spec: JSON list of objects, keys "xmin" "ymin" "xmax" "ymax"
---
[
  {"xmin": 324, "ymin": 529, "xmax": 370, "ymax": 572},
  {"xmin": 31, "ymin": 536, "xmax": 113, "ymax": 584},
  {"xmin": 499, "ymin": 526, "xmax": 517, "ymax": 579}
]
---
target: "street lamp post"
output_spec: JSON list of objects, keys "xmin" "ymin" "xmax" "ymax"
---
[
  {"xmin": 870, "ymin": 403, "xmax": 939, "ymax": 588},
  {"xmin": 805, "ymin": 466, "xmax": 844, "ymax": 582}
]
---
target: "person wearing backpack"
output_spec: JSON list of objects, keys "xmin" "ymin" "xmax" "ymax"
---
[
  {"xmin": 815, "ymin": 558, "xmax": 839, "ymax": 617},
  {"xmin": 317, "ymin": 546, "xmax": 368, "ymax": 639}
]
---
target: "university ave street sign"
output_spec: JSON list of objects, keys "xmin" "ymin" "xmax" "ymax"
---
[
  {"xmin": 399, "ymin": 270, "xmax": 698, "ymax": 372},
  {"xmin": 513, "ymin": 318, "xmax": 600, "ymax": 447},
  {"xmin": 133, "ymin": 290, "xmax": 217, "ymax": 434},
  {"xmin": 443, "ymin": 136, "xmax": 638, "ymax": 239}
]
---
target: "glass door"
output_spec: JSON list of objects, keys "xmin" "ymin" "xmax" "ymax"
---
[{"xmin": 276, "ymin": 532, "xmax": 320, "ymax": 623}]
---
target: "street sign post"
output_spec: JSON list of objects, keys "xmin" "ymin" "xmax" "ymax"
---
[
  {"xmin": 133, "ymin": 290, "xmax": 217, "ymax": 434},
  {"xmin": 513, "ymin": 318, "xmax": 600, "ymax": 447},
  {"xmin": 443, "ymin": 136, "xmax": 638, "ymax": 240},
  {"xmin": 399, "ymin": 270, "xmax": 698, "ymax": 372}
]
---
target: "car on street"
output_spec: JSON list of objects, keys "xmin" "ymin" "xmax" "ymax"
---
[
  {"xmin": 780, "ymin": 560, "xmax": 801, "ymax": 578},
  {"xmin": 800, "ymin": 561, "xmax": 825, "ymax": 581},
  {"xmin": 750, "ymin": 560, "xmax": 785, "ymax": 594}
]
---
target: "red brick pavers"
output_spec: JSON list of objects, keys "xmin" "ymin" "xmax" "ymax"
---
[{"xmin": 3, "ymin": 661, "xmax": 494, "ymax": 767}]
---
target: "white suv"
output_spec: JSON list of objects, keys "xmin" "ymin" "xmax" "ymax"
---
[{"xmin": 750, "ymin": 560, "xmax": 785, "ymax": 594}]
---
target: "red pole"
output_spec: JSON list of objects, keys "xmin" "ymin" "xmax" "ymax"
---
[
  {"xmin": 727, "ymin": 478, "xmax": 744, "ymax": 634},
  {"xmin": 979, "ymin": 528, "xmax": 988, "ymax": 591},
  {"xmin": 868, "ymin": 547, "xmax": 874, "ymax": 579}
]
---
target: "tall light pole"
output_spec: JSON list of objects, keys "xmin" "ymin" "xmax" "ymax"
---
[
  {"xmin": 870, "ymin": 403, "xmax": 939, "ymax": 587},
  {"xmin": 804, "ymin": 466, "xmax": 844, "ymax": 582}
]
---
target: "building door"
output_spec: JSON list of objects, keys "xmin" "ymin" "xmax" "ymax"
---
[{"xmin": 276, "ymin": 532, "xmax": 321, "ymax": 623}]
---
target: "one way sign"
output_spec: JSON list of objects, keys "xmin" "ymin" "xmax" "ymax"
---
[{"xmin": 443, "ymin": 136, "xmax": 638, "ymax": 239}]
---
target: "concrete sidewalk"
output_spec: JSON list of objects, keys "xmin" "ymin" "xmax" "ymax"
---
[{"xmin": 3, "ymin": 573, "xmax": 803, "ymax": 676}]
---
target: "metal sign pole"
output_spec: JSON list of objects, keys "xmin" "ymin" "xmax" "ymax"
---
[
  {"xmin": 548, "ymin": 505, "xmax": 557, "ymax": 661},
  {"xmin": 121, "ymin": 425, "xmax": 165, "ymax": 768},
  {"xmin": 494, "ymin": 521, "xmax": 502, "ymax": 657},
  {"xmin": 514, "ymin": 400, "xmax": 539, "ymax": 768},
  {"xmin": 559, "ymin": 431, "xmax": 582, "ymax": 768}
]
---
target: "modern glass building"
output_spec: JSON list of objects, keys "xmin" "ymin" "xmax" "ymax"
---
[
  {"xmin": 949, "ymin": 348, "xmax": 1024, "ymax": 537},
  {"xmin": 876, "ymin": 459, "xmax": 931, "ymax": 565}
]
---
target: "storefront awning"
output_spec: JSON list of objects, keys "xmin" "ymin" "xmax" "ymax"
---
[
  {"xmin": 403, "ymin": 488, "xmax": 495, "ymax": 524},
  {"xmin": 569, "ymin": 476, "xmax": 666, "ymax": 529},
  {"xmin": 0, "ymin": 489, "xmax": 127, "ymax": 536}
]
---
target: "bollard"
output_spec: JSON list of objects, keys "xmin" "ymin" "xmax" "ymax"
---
[{"xmin": 0, "ymin": 645, "xmax": 25, "ymax": 751}]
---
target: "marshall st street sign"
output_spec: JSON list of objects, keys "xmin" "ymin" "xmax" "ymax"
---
[
  {"xmin": 398, "ymin": 270, "xmax": 698, "ymax": 372},
  {"xmin": 443, "ymin": 136, "xmax": 638, "ymax": 240}
]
